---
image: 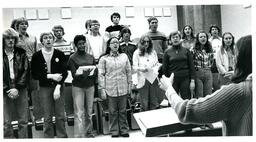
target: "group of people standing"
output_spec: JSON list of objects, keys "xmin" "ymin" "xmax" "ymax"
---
[{"xmin": 3, "ymin": 11, "xmax": 251, "ymax": 139}]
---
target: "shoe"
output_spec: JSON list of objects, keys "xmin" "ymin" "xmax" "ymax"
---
[
  {"xmin": 86, "ymin": 134, "xmax": 95, "ymax": 138},
  {"xmin": 111, "ymin": 134, "xmax": 119, "ymax": 138},
  {"xmin": 120, "ymin": 133, "xmax": 129, "ymax": 137}
]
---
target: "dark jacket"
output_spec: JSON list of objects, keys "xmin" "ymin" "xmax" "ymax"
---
[
  {"xmin": 3, "ymin": 47, "xmax": 29, "ymax": 94},
  {"xmin": 31, "ymin": 49, "xmax": 67, "ymax": 87}
]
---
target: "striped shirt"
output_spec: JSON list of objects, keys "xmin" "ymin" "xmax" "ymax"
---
[
  {"xmin": 98, "ymin": 53, "xmax": 132, "ymax": 97},
  {"xmin": 191, "ymin": 48, "xmax": 214, "ymax": 69},
  {"xmin": 53, "ymin": 39, "xmax": 74, "ymax": 56}
]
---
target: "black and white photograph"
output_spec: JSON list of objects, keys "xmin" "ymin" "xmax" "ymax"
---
[{"xmin": 0, "ymin": 0, "xmax": 254, "ymax": 141}]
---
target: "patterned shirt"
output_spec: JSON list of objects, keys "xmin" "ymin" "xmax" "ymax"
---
[
  {"xmin": 53, "ymin": 39, "xmax": 75, "ymax": 56},
  {"xmin": 98, "ymin": 53, "xmax": 132, "ymax": 97},
  {"xmin": 191, "ymin": 48, "xmax": 214, "ymax": 69},
  {"xmin": 17, "ymin": 33, "xmax": 37, "ymax": 62}
]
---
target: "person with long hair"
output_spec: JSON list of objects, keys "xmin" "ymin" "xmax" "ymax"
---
[
  {"xmin": 159, "ymin": 35, "xmax": 252, "ymax": 136},
  {"xmin": 216, "ymin": 32, "xmax": 236, "ymax": 86},
  {"xmin": 98, "ymin": 37, "xmax": 132, "ymax": 137},
  {"xmin": 3, "ymin": 28, "xmax": 29, "ymax": 138},
  {"xmin": 181, "ymin": 25, "xmax": 196, "ymax": 50},
  {"xmin": 162, "ymin": 31, "xmax": 196, "ymax": 100},
  {"xmin": 133, "ymin": 35, "xmax": 162, "ymax": 111},
  {"xmin": 191, "ymin": 31, "xmax": 214, "ymax": 98},
  {"xmin": 67, "ymin": 35, "xmax": 97, "ymax": 138}
]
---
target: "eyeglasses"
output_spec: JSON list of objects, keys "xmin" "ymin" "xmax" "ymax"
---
[
  {"xmin": 91, "ymin": 23, "xmax": 100, "ymax": 27},
  {"xmin": 5, "ymin": 36, "xmax": 16, "ymax": 40},
  {"xmin": 110, "ymin": 42, "xmax": 119, "ymax": 45},
  {"xmin": 142, "ymin": 40, "xmax": 150, "ymax": 45}
]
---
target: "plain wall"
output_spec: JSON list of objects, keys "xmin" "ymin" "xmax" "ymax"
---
[
  {"xmin": 2, "ymin": 6, "xmax": 178, "ymax": 42},
  {"xmin": 221, "ymin": 5, "xmax": 251, "ymax": 41}
]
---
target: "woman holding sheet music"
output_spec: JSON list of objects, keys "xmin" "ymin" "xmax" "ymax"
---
[
  {"xmin": 132, "ymin": 35, "xmax": 160, "ymax": 111},
  {"xmin": 67, "ymin": 35, "xmax": 97, "ymax": 138}
]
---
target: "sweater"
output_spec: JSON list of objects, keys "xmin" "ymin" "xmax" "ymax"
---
[
  {"xmin": 166, "ymin": 74, "xmax": 252, "ymax": 136},
  {"xmin": 67, "ymin": 52, "xmax": 97, "ymax": 88},
  {"xmin": 31, "ymin": 49, "xmax": 67, "ymax": 87},
  {"xmin": 162, "ymin": 44, "xmax": 196, "ymax": 79}
]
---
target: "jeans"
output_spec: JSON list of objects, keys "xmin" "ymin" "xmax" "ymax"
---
[
  {"xmin": 39, "ymin": 86, "xmax": 67, "ymax": 138},
  {"xmin": 4, "ymin": 88, "xmax": 28, "ymax": 138},
  {"xmin": 108, "ymin": 95, "xmax": 129, "ymax": 135},
  {"xmin": 195, "ymin": 68, "xmax": 213, "ymax": 98},
  {"xmin": 72, "ymin": 86, "xmax": 95, "ymax": 138},
  {"xmin": 138, "ymin": 80, "xmax": 159, "ymax": 111}
]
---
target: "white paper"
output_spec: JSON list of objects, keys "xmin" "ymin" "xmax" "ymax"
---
[
  {"xmin": 132, "ymin": 73, "xmax": 138, "ymax": 85},
  {"xmin": 78, "ymin": 65, "xmax": 96, "ymax": 76},
  {"xmin": 142, "ymin": 69, "xmax": 157, "ymax": 84},
  {"xmin": 64, "ymin": 71, "xmax": 73, "ymax": 83}
]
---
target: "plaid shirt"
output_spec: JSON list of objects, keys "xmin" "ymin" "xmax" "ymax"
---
[
  {"xmin": 98, "ymin": 53, "xmax": 132, "ymax": 97},
  {"xmin": 191, "ymin": 48, "xmax": 214, "ymax": 69},
  {"xmin": 17, "ymin": 33, "xmax": 37, "ymax": 62}
]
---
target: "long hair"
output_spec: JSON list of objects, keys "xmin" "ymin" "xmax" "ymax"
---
[
  {"xmin": 194, "ymin": 31, "xmax": 213, "ymax": 53},
  {"xmin": 182, "ymin": 25, "xmax": 195, "ymax": 39},
  {"xmin": 100, "ymin": 37, "xmax": 122, "ymax": 58},
  {"xmin": 2, "ymin": 28, "xmax": 19, "ymax": 49},
  {"xmin": 231, "ymin": 35, "xmax": 252, "ymax": 83},
  {"xmin": 221, "ymin": 32, "xmax": 235, "ymax": 55},
  {"xmin": 138, "ymin": 35, "xmax": 153, "ymax": 56}
]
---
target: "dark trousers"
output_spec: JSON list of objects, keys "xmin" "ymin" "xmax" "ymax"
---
[
  {"xmin": 138, "ymin": 80, "xmax": 160, "ymax": 111},
  {"xmin": 173, "ymin": 76, "xmax": 191, "ymax": 99}
]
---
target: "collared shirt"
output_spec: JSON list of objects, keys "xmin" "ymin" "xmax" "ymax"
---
[
  {"xmin": 17, "ymin": 33, "xmax": 37, "ymax": 62},
  {"xmin": 120, "ymin": 41, "xmax": 137, "ymax": 65},
  {"xmin": 53, "ymin": 38, "xmax": 74, "ymax": 56},
  {"xmin": 98, "ymin": 53, "xmax": 132, "ymax": 97},
  {"xmin": 132, "ymin": 49, "xmax": 159, "ymax": 88},
  {"xmin": 5, "ymin": 50, "xmax": 15, "ymax": 79},
  {"xmin": 191, "ymin": 48, "xmax": 214, "ymax": 69},
  {"xmin": 216, "ymin": 47, "xmax": 236, "ymax": 74},
  {"xmin": 209, "ymin": 36, "xmax": 222, "ymax": 59}
]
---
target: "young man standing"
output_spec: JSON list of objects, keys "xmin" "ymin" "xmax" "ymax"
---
[
  {"xmin": 3, "ymin": 28, "xmax": 29, "ymax": 138},
  {"xmin": 85, "ymin": 20, "xmax": 106, "ymax": 64},
  {"xmin": 52, "ymin": 25, "xmax": 75, "ymax": 119},
  {"xmin": 144, "ymin": 17, "xmax": 168, "ymax": 64},
  {"xmin": 31, "ymin": 32, "xmax": 68, "ymax": 138},
  {"xmin": 105, "ymin": 12, "xmax": 125, "ymax": 40},
  {"xmin": 52, "ymin": 25, "xmax": 75, "ymax": 62},
  {"xmin": 208, "ymin": 25, "xmax": 222, "ymax": 92},
  {"xmin": 119, "ymin": 27, "xmax": 137, "ymax": 65},
  {"xmin": 15, "ymin": 17, "xmax": 42, "ymax": 124}
]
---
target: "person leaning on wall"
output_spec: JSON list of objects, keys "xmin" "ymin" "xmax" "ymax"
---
[{"xmin": 159, "ymin": 35, "xmax": 252, "ymax": 136}]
